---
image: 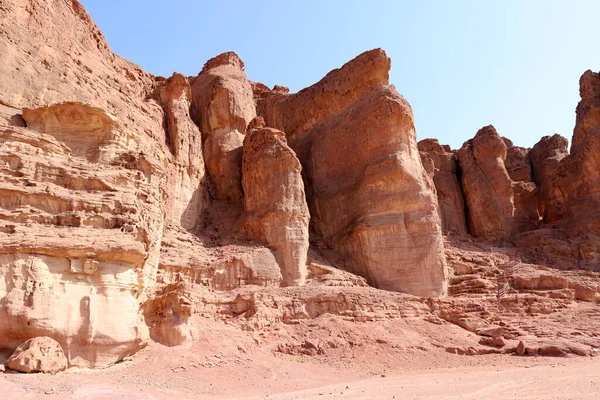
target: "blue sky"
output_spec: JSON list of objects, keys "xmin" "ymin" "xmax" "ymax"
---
[{"xmin": 80, "ymin": 0, "xmax": 600, "ymax": 149}]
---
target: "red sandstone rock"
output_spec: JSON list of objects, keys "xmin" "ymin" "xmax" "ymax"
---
[
  {"xmin": 143, "ymin": 283, "xmax": 194, "ymax": 347},
  {"xmin": 541, "ymin": 71, "xmax": 600, "ymax": 268},
  {"xmin": 418, "ymin": 139, "xmax": 467, "ymax": 235},
  {"xmin": 190, "ymin": 52, "xmax": 256, "ymax": 203},
  {"xmin": 241, "ymin": 128, "xmax": 309, "ymax": 286},
  {"xmin": 2, "ymin": 0, "xmax": 600, "ymax": 377},
  {"xmin": 504, "ymin": 143, "xmax": 533, "ymax": 182},
  {"xmin": 155, "ymin": 73, "xmax": 208, "ymax": 231},
  {"xmin": 258, "ymin": 50, "xmax": 447, "ymax": 296},
  {"xmin": 457, "ymin": 126, "xmax": 514, "ymax": 240},
  {"xmin": 530, "ymin": 134, "xmax": 569, "ymax": 188}
]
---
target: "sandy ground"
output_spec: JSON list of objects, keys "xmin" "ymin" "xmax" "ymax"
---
[{"xmin": 2, "ymin": 342, "xmax": 598, "ymax": 400}]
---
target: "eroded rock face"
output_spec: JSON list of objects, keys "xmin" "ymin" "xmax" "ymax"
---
[
  {"xmin": 418, "ymin": 139, "xmax": 467, "ymax": 235},
  {"xmin": 0, "ymin": 0, "xmax": 165, "ymax": 368},
  {"xmin": 143, "ymin": 283, "xmax": 193, "ymax": 347},
  {"xmin": 530, "ymin": 134, "xmax": 569, "ymax": 188},
  {"xmin": 257, "ymin": 50, "xmax": 448, "ymax": 296},
  {"xmin": 5, "ymin": 337, "xmax": 67, "ymax": 374},
  {"xmin": 541, "ymin": 71, "xmax": 600, "ymax": 267},
  {"xmin": 155, "ymin": 73, "xmax": 207, "ymax": 231},
  {"xmin": 457, "ymin": 126, "xmax": 515, "ymax": 240},
  {"xmin": 504, "ymin": 141, "xmax": 533, "ymax": 182},
  {"xmin": 241, "ymin": 128, "xmax": 309, "ymax": 286},
  {"xmin": 190, "ymin": 52, "xmax": 256, "ymax": 204},
  {"xmin": 544, "ymin": 71, "xmax": 600, "ymax": 233}
]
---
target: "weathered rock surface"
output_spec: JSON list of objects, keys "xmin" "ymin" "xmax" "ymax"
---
[
  {"xmin": 155, "ymin": 73, "xmax": 207, "ymax": 231},
  {"xmin": 157, "ymin": 228, "xmax": 283, "ymax": 290},
  {"xmin": 257, "ymin": 50, "xmax": 448, "ymax": 296},
  {"xmin": 2, "ymin": 0, "xmax": 600, "ymax": 375},
  {"xmin": 530, "ymin": 134, "xmax": 569, "ymax": 189},
  {"xmin": 457, "ymin": 126, "xmax": 515, "ymax": 240},
  {"xmin": 544, "ymin": 71, "xmax": 600, "ymax": 233},
  {"xmin": 418, "ymin": 139, "xmax": 467, "ymax": 235},
  {"xmin": 143, "ymin": 283, "xmax": 194, "ymax": 347},
  {"xmin": 539, "ymin": 71, "xmax": 600, "ymax": 269},
  {"xmin": 457, "ymin": 126, "xmax": 539, "ymax": 240},
  {"xmin": 241, "ymin": 127, "xmax": 309, "ymax": 286},
  {"xmin": 503, "ymin": 139, "xmax": 533, "ymax": 182},
  {"xmin": 5, "ymin": 337, "xmax": 67, "ymax": 374},
  {"xmin": 190, "ymin": 52, "xmax": 256, "ymax": 204},
  {"xmin": 0, "ymin": 0, "xmax": 165, "ymax": 368}
]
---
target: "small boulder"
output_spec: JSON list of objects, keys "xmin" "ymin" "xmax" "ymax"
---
[
  {"xmin": 5, "ymin": 337, "xmax": 67, "ymax": 374},
  {"xmin": 516, "ymin": 340, "xmax": 526, "ymax": 356},
  {"xmin": 479, "ymin": 336, "xmax": 506, "ymax": 348}
]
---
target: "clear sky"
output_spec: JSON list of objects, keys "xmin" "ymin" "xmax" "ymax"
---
[{"xmin": 80, "ymin": 0, "xmax": 600, "ymax": 149}]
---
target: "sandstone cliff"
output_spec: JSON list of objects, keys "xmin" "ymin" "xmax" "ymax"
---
[
  {"xmin": 1, "ymin": 0, "xmax": 600, "ymax": 373},
  {"xmin": 255, "ymin": 50, "xmax": 448, "ymax": 297}
]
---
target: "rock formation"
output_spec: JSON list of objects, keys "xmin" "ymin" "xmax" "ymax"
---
[
  {"xmin": 543, "ymin": 71, "xmax": 600, "ymax": 234},
  {"xmin": 241, "ymin": 127, "xmax": 309, "ymax": 286},
  {"xmin": 155, "ymin": 73, "xmax": 207, "ymax": 231},
  {"xmin": 456, "ymin": 126, "xmax": 539, "ymax": 240},
  {"xmin": 1, "ymin": 0, "xmax": 600, "ymax": 375},
  {"xmin": 256, "ymin": 50, "xmax": 448, "ymax": 297},
  {"xmin": 190, "ymin": 52, "xmax": 256, "ymax": 204},
  {"xmin": 457, "ymin": 126, "xmax": 515, "ymax": 240},
  {"xmin": 503, "ymin": 138, "xmax": 533, "ymax": 182},
  {"xmin": 529, "ymin": 134, "xmax": 568, "ymax": 216},
  {"xmin": 418, "ymin": 139, "xmax": 467, "ymax": 235},
  {"xmin": 539, "ymin": 71, "xmax": 600, "ymax": 268},
  {"xmin": 143, "ymin": 283, "xmax": 194, "ymax": 347},
  {"xmin": 5, "ymin": 337, "xmax": 68, "ymax": 374},
  {"xmin": 0, "ymin": 0, "xmax": 166, "ymax": 368}
]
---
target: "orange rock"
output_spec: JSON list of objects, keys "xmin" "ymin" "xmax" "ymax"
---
[
  {"xmin": 190, "ymin": 52, "xmax": 256, "ymax": 204},
  {"xmin": 155, "ymin": 73, "xmax": 208, "ymax": 231},
  {"xmin": 257, "ymin": 50, "xmax": 447, "ymax": 296},
  {"xmin": 240, "ymin": 128, "xmax": 309, "ymax": 286},
  {"xmin": 418, "ymin": 139, "xmax": 467, "ymax": 235}
]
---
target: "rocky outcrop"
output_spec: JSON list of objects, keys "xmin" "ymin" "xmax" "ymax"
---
[
  {"xmin": 143, "ymin": 283, "xmax": 194, "ymax": 347},
  {"xmin": 241, "ymin": 128, "xmax": 309, "ymax": 286},
  {"xmin": 457, "ymin": 126, "xmax": 515, "ymax": 240},
  {"xmin": 155, "ymin": 73, "xmax": 207, "ymax": 231},
  {"xmin": 503, "ymin": 138, "xmax": 533, "ymax": 182},
  {"xmin": 530, "ymin": 134, "xmax": 569, "ymax": 217},
  {"xmin": 5, "ymin": 337, "xmax": 67, "ymax": 374},
  {"xmin": 0, "ymin": 0, "xmax": 167, "ymax": 368},
  {"xmin": 418, "ymin": 139, "xmax": 467, "ymax": 235},
  {"xmin": 157, "ymin": 228, "xmax": 283, "ymax": 290},
  {"xmin": 543, "ymin": 71, "xmax": 600, "ymax": 233},
  {"xmin": 530, "ymin": 134, "xmax": 569, "ymax": 188},
  {"xmin": 540, "ymin": 71, "xmax": 600, "ymax": 268},
  {"xmin": 5, "ymin": 0, "xmax": 600, "ymax": 375},
  {"xmin": 190, "ymin": 52, "xmax": 256, "ymax": 204},
  {"xmin": 257, "ymin": 50, "xmax": 448, "ymax": 297},
  {"xmin": 457, "ymin": 126, "xmax": 539, "ymax": 240}
]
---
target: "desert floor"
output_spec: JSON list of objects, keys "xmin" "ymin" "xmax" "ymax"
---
[{"xmin": 2, "ymin": 339, "xmax": 598, "ymax": 400}]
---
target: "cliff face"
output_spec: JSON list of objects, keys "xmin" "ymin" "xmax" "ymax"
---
[
  {"xmin": 255, "ymin": 50, "xmax": 448, "ymax": 297},
  {"xmin": 0, "ymin": 0, "xmax": 168, "ymax": 368},
  {"xmin": 1, "ymin": 0, "xmax": 600, "ymax": 372}
]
